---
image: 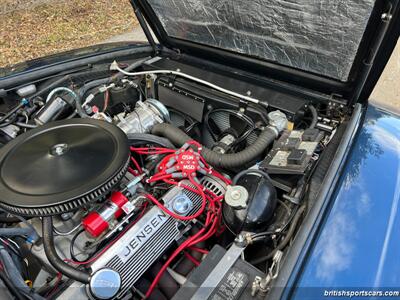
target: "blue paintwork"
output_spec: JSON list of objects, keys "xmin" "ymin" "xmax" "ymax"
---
[{"xmin": 292, "ymin": 104, "xmax": 400, "ymax": 299}]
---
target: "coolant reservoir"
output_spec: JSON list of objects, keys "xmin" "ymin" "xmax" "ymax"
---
[{"xmin": 223, "ymin": 173, "xmax": 277, "ymax": 234}]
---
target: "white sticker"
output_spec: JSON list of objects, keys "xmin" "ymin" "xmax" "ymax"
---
[
  {"xmin": 269, "ymin": 151, "xmax": 290, "ymax": 167},
  {"xmin": 289, "ymin": 130, "xmax": 303, "ymax": 139},
  {"xmin": 121, "ymin": 201, "xmax": 135, "ymax": 214},
  {"xmin": 298, "ymin": 142, "xmax": 318, "ymax": 155}
]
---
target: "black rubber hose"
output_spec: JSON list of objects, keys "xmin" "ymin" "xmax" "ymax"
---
[
  {"xmin": 69, "ymin": 229, "xmax": 86, "ymax": 263},
  {"xmin": 135, "ymin": 278, "xmax": 167, "ymax": 300},
  {"xmin": 0, "ymin": 216, "xmax": 21, "ymax": 223},
  {"xmin": 308, "ymin": 105, "xmax": 318, "ymax": 129},
  {"xmin": 151, "ymin": 123, "xmax": 277, "ymax": 169},
  {"xmin": 232, "ymin": 169, "xmax": 271, "ymax": 185},
  {"xmin": 78, "ymin": 57, "xmax": 150, "ymax": 101},
  {"xmin": 149, "ymin": 262, "xmax": 179, "ymax": 298},
  {"xmin": 250, "ymin": 205, "xmax": 306, "ymax": 265},
  {"xmin": 0, "ymin": 103, "xmax": 23, "ymax": 124},
  {"xmin": 174, "ymin": 250, "xmax": 200, "ymax": 276},
  {"xmin": 0, "ymin": 227, "xmax": 34, "ymax": 237},
  {"xmin": 175, "ymin": 228, "xmax": 205, "ymax": 276},
  {"xmin": 0, "ymin": 246, "xmax": 45, "ymax": 300},
  {"xmin": 42, "ymin": 217, "xmax": 90, "ymax": 284},
  {"xmin": 77, "ymin": 78, "xmax": 109, "ymax": 100},
  {"xmin": 0, "ymin": 271, "xmax": 25, "ymax": 300},
  {"xmin": 0, "ymin": 214, "xmax": 38, "ymax": 242},
  {"xmin": 29, "ymin": 75, "xmax": 72, "ymax": 100}
]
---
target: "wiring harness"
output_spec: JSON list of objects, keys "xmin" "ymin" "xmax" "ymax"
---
[{"xmin": 130, "ymin": 141, "xmax": 231, "ymax": 298}]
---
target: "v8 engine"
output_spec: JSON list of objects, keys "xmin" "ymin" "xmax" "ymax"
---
[
  {"xmin": 90, "ymin": 181, "xmax": 205, "ymax": 299},
  {"xmin": 0, "ymin": 57, "xmax": 341, "ymax": 300}
]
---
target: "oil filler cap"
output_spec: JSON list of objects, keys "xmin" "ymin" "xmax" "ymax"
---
[{"xmin": 89, "ymin": 268, "xmax": 121, "ymax": 299}]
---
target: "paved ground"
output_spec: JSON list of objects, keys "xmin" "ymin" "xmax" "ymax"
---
[
  {"xmin": 107, "ymin": 28, "xmax": 399, "ymax": 109},
  {"xmin": 104, "ymin": 26, "xmax": 147, "ymax": 43},
  {"xmin": 370, "ymin": 39, "xmax": 400, "ymax": 109}
]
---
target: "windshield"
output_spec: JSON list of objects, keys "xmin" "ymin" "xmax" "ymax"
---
[
  {"xmin": 0, "ymin": 0, "xmax": 146, "ymax": 70},
  {"xmin": 147, "ymin": 0, "xmax": 376, "ymax": 82}
]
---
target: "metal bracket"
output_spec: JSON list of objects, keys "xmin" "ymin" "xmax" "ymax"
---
[
  {"xmin": 252, "ymin": 250, "xmax": 284, "ymax": 296},
  {"xmin": 238, "ymin": 99, "xmax": 249, "ymax": 112}
]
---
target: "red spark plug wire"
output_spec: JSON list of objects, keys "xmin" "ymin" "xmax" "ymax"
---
[
  {"xmin": 130, "ymin": 156, "xmax": 143, "ymax": 174},
  {"xmin": 144, "ymin": 202, "xmax": 223, "ymax": 299},
  {"xmin": 144, "ymin": 177, "xmax": 207, "ymax": 221},
  {"xmin": 183, "ymin": 252, "xmax": 200, "ymax": 266},
  {"xmin": 128, "ymin": 142, "xmax": 228, "ymax": 299}
]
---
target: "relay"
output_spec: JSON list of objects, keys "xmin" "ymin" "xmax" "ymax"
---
[{"xmin": 260, "ymin": 129, "xmax": 323, "ymax": 175}]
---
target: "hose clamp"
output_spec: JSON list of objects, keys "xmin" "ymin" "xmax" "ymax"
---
[{"xmin": 267, "ymin": 110, "xmax": 288, "ymax": 135}]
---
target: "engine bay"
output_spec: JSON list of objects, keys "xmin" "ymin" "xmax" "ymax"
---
[{"xmin": 0, "ymin": 55, "xmax": 346, "ymax": 300}]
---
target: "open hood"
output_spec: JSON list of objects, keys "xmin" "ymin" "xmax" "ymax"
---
[{"xmin": 133, "ymin": 0, "xmax": 399, "ymax": 104}]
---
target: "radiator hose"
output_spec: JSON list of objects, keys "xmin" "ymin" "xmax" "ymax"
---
[
  {"xmin": 42, "ymin": 217, "xmax": 91, "ymax": 283},
  {"xmin": 152, "ymin": 122, "xmax": 283, "ymax": 169},
  {"xmin": 0, "ymin": 246, "xmax": 45, "ymax": 300}
]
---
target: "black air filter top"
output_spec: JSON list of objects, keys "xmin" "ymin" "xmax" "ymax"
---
[{"xmin": 0, "ymin": 119, "xmax": 129, "ymax": 216}]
